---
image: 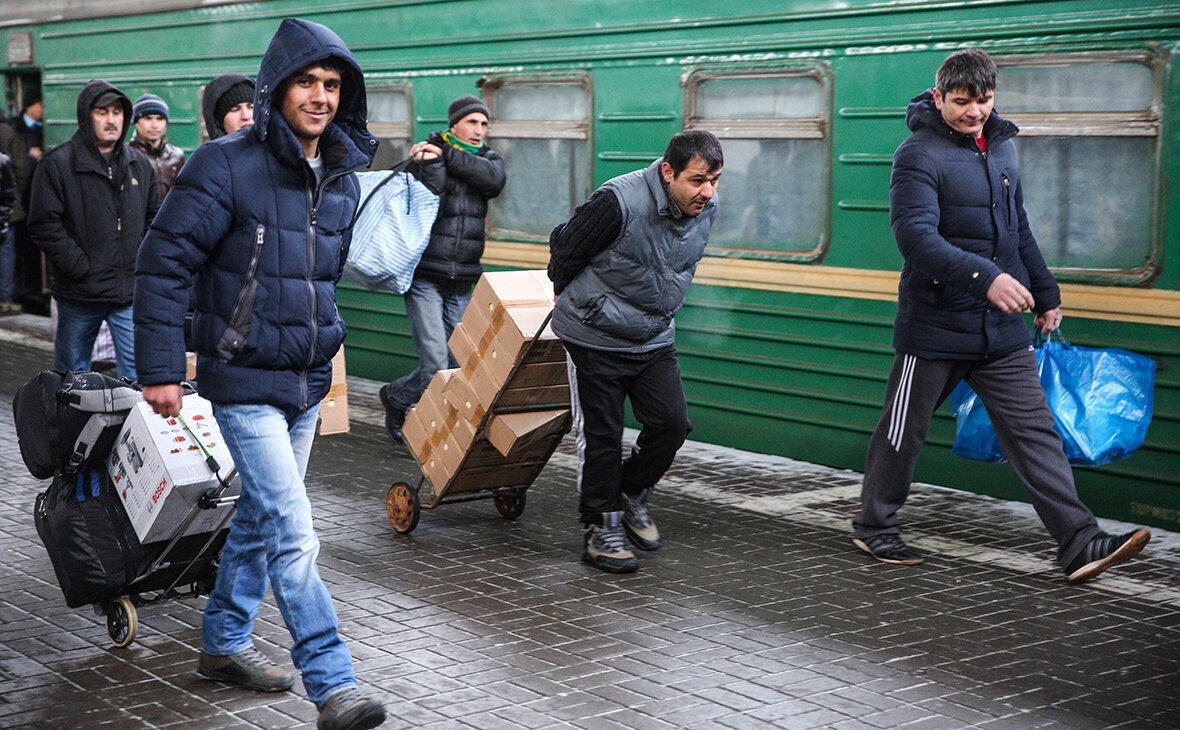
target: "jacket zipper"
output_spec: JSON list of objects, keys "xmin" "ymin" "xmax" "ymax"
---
[
  {"xmin": 225, "ymin": 225, "xmax": 265, "ymax": 341},
  {"xmin": 303, "ymin": 167, "xmax": 354, "ymax": 410}
]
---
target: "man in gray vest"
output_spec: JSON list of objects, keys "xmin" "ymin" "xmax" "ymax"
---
[{"xmin": 548, "ymin": 130, "xmax": 723, "ymax": 573}]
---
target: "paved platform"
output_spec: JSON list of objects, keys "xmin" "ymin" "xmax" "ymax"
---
[{"xmin": 0, "ymin": 313, "xmax": 1177, "ymax": 729}]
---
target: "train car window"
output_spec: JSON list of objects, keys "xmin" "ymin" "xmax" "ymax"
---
[
  {"xmin": 684, "ymin": 67, "xmax": 830, "ymax": 262},
  {"xmin": 482, "ymin": 75, "xmax": 593, "ymax": 240},
  {"xmin": 366, "ymin": 84, "xmax": 413, "ymax": 171},
  {"xmin": 995, "ymin": 54, "xmax": 1160, "ymax": 283}
]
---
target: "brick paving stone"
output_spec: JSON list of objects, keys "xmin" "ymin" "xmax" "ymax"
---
[{"xmin": 2, "ymin": 316, "xmax": 1180, "ymax": 728}]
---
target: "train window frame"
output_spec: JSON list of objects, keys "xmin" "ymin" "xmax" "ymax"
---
[
  {"xmin": 480, "ymin": 72, "xmax": 594, "ymax": 243},
  {"xmin": 992, "ymin": 50, "xmax": 1163, "ymax": 285},
  {"xmin": 682, "ymin": 63, "xmax": 833, "ymax": 263},
  {"xmin": 365, "ymin": 80, "xmax": 414, "ymax": 171}
]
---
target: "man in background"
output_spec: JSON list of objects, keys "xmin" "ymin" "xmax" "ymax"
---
[
  {"xmin": 378, "ymin": 94, "xmax": 505, "ymax": 444},
  {"xmin": 202, "ymin": 73, "xmax": 255, "ymax": 139},
  {"xmin": 128, "ymin": 93, "xmax": 186, "ymax": 200},
  {"xmin": 28, "ymin": 81, "xmax": 158, "ymax": 380}
]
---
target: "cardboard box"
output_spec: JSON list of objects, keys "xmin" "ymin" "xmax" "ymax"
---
[
  {"xmin": 448, "ymin": 322, "xmax": 480, "ymax": 376},
  {"xmin": 441, "ymin": 369, "xmax": 487, "ymax": 424},
  {"xmin": 318, "ymin": 349, "xmax": 350, "ymax": 435},
  {"xmin": 185, "ymin": 352, "xmax": 197, "ymax": 381},
  {"xmin": 107, "ymin": 395, "xmax": 240, "ymax": 544},
  {"xmin": 402, "ymin": 404, "xmax": 431, "ymax": 462},
  {"xmin": 470, "ymin": 270, "xmax": 554, "ymax": 317},
  {"xmin": 487, "ymin": 409, "xmax": 569, "ymax": 457}
]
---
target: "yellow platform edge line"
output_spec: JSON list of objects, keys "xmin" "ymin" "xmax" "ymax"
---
[{"xmin": 483, "ymin": 240, "xmax": 1180, "ymax": 328}]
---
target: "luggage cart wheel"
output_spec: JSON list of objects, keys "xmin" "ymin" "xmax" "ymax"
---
[
  {"xmin": 494, "ymin": 490, "xmax": 527, "ymax": 520},
  {"xmin": 107, "ymin": 596, "xmax": 138, "ymax": 648},
  {"xmin": 386, "ymin": 481, "xmax": 420, "ymax": 534}
]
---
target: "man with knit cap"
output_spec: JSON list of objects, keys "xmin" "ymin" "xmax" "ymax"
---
[
  {"xmin": 378, "ymin": 93, "xmax": 505, "ymax": 444},
  {"xmin": 202, "ymin": 73, "xmax": 255, "ymax": 140},
  {"xmin": 28, "ymin": 80, "xmax": 159, "ymax": 380},
  {"xmin": 129, "ymin": 93, "xmax": 186, "ymax": 200}
]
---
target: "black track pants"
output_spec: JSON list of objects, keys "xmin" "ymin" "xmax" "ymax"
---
[
  {"xmin": 853, "ymin": 347, "xmax": 1100, "ymax": 567},
  {"xmin": 564, "ymin": 342, "xmax": 691, "ymax": 526}
]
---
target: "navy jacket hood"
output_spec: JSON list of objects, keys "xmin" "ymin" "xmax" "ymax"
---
[
  {"xmin": 75, "ymin": 80, "xmax": 132, "ymax": 155},
  {"xmin": 251, "ymin": 17, "xmax": 377, "ymax": 172},
  {"xmin": 905, "ymin": 89, "xmax": 1018, "ymax": 147}
]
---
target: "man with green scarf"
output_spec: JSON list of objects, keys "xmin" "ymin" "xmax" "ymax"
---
[{"xmin": 379, "ymin": 94, "xmax": 506, "ymax": 443}]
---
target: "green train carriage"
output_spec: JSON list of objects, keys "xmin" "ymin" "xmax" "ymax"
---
[{"xmin": 3, "ymin": 0, "xmax": 1177, "ymax": 529}]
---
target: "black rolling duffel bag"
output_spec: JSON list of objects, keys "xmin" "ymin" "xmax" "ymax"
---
[{"xmin": 34, "ymin": 467, "xmax": 226, "ymax": 608}]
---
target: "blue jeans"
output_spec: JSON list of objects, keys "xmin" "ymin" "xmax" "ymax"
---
[
  {"xmin": 204, "ymin": 402, "xmax": 356, "ymax": 706},
  {"xmin": 0, "ymin": 227, "xmax": 14, "ymax": 302},
  {"xmin": 54, "ymin": 297, "xmax": 137, "ymax": 380},
  {"xmin": 385, "ymin": 276, "xmax": 471, "ymax": 411}
]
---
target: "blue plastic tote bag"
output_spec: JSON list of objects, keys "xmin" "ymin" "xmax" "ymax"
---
[
  {"xmin": 950, "ymin": 331, "xmax": 1155, "ymax": 466},
  {"xmin": 344, "ymin": 165, "xmax": 440, "ymax": 293}
]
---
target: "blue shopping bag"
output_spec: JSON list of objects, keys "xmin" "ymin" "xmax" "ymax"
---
[{"xmin": 950, "ymin": 331, "xmax": 1155, "ymax": 466}]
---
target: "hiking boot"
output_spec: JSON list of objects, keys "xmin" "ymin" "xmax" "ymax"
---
[
  {"xmin": 853, "ymin": 533, "xmax": 924, "ymax": 565},
  {"xmin": 622, "ymin": 488, "xmax": 661, "ymax": 551},
  {"xmin": 197, "ymin": 647, "xmax": 296, "ymax": 692},
  {"xmin": 317, "ymin": 688, "xmax": 386, "ymax": 730},
  {"xmin": 378, "ymin": 384, "xmax": 404, "ymax": 444},
  {"xmin": 583, "ymin": 511, "xmax": 639, "ymax": 573},
  {"xmin": 1066, "ymin": 528, "xmax": 1151, "ymax": 584}
]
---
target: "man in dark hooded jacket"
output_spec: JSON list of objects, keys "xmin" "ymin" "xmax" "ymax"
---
[
  {"xmin": 134, "ymin": 18, "xmax": 385, "ymax": 730},
  {"xmin": 377, "ymin": 94, "xmax": 506, "ymax": 443},
  {"xmin": 851, "ymin": 49, "xmax": 1150, "ymax": 585},
  {"xmin": 28, "ymin": 80, "xmax": 159, "ymax": 380},
  {"xmin": 202, "ymin": 73, "xmax": 255, "ymax": 140}
]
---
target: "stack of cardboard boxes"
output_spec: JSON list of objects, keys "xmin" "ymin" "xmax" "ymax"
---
[{"xmin": 402, "ymin": 270, "xmax": 571, "ymax": 501}]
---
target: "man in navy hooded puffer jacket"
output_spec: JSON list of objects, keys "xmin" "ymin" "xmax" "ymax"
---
[
  {"xmin": 134, "ymin": 18, "xmax": 386, "ymax": 730},
  {"xmin": 851, "ymin": 49, "xmax": 1149, "ymax": 586}
]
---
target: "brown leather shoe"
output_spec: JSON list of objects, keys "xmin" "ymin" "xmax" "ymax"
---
[{"xmin": 197, "ymin": 647, "xmax": 296, "ymax": 692}]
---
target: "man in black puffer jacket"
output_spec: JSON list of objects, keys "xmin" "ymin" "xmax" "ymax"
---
[
  {"xmin": 135, "ymin": 18, "xmax": 385, "ymax": 730},
  {"xmin": 378, "ymin": 94, "xmax": 506, "ymax": 443},
  {"xmin": 28, "ymin": 80, "xmax": 159, "ymax": 380},
  {"xmin": 851, "ymin": 49, "xmax": 1150, "ymax": 585}
]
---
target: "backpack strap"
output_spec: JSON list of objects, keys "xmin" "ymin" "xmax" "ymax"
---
[
  {"xmin": 62, "ymin": 384, "xmax": 142, "ymax": 413},
  {"xmin": 63, "ymin": 412, "xmax": 128, "ymax": 474}
]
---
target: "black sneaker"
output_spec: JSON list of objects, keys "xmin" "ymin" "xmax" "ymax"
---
[
  {"xmin": 582, "ymin": 511, "xmax": 639, "ymax": 573},
  {"xmin": 317, "ymin": 688, "xmax": 386, "ymax": 730},
  {"xmin": 377, "ymin": 384, "xmax": 404, "ymax": 444},
  {"xmin": 853, "ymin": 533, "xmax": 924, "ymax": 565},
  {"xmin": 621, "ymin": 488, "xmax": 660, "ymax": 551},
  {"xmin": 197, "ymin": 647, "xmax": 296, "ymax": 692},
  {"xmin": 1065, "ymin": 528, "xmax": 1151, "ymax": 584}
]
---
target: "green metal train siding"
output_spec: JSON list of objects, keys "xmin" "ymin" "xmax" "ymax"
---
[{"xmin": 6, "ymin": 0, "xmax": 1179, "ymax": 530}]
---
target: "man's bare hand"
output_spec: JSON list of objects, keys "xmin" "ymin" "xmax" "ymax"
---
[
  {"xmin": 142, "ymin": 383, "xmax": 185, "ymax": 418},
  {"xmin": 1034, "ymin": 307, "xmax": 1063, "ymax": 335},
  {"xmin": 409, "ymin": 141, "xmax": 442, "ymax": 161},
  {"xmin": 986, "ymin": 273, "xmax": 1036, "ymax": 315}
]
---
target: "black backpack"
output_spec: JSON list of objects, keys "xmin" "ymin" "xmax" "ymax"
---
[
  {"xmin": 34, "ymin": 467, "xmax": 226, "ymax": 608},
  {"xmin": 12, "ymin": 370, "xmax": 143, "ymax": 479}
]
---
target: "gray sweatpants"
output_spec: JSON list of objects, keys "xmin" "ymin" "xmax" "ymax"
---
[{"xmin": 853, "ymin": 346, "xmax": 1100, "ymax": 568}]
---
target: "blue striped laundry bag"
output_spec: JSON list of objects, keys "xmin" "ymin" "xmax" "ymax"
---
[{"xmin": 344, "ymin": 168, "xmax": 440, "ymax": 293}]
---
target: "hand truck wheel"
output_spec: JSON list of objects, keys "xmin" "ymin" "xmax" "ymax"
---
[
  {"xmin": 493, "ymin": 489, "xmax": 526, "ymax": 520},
  {"xmin": 106, "ymin": 596, "xmax": 138, "ymax": 648},
  {"xmin": 386, "ymin": 481, "xmax": 420, "ymax": 534}
]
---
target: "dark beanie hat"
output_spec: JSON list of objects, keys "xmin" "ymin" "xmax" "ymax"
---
[
  {"xmin": 132, "ymin": 93, "xmax": 170, "ymax": 122},
  {"xmin": 23, "ymin": 90, "xmax": 41, "ymax": 110},
  {"xmin": 214, "ymin": 79, "xmax": 255, "ymax": 128},
  {"xmin": 448, "ymin": 94, "xmax": 489, "ymax": 127}
]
